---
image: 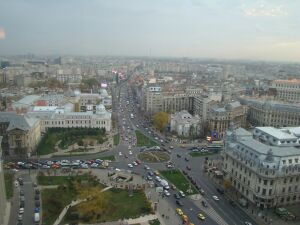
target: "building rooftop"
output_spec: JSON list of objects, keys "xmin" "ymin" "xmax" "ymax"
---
[
  {"xmin": 255, "ymin": 127, "xmax": 296, "ymax": 140},
  {"xmin": 229, "ymin": 128, "xmax": 300, "ymax": 157}
]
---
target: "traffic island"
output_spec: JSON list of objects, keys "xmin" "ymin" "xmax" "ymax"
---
[
  {"xmin": 159, "ymin": 170, "xmax": 199, "ymax": 195},
  {"xmin": 138, "ymin": 151, "xmax": 170, "ymax": 163}
]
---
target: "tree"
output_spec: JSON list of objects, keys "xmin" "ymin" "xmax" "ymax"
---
[
  {"xmin": 153, "ymin": 112, "xmax": 169, "ymax": 132},
  {"xmin": 75, "ymin": 183, "xmax": 110, "ymax": 223},
  {"xmin": 223, "ymin": 179, "xmax": 232, "ymax": 190}
]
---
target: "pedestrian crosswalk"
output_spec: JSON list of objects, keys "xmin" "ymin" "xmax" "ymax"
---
[
  {"xmin": 202, "ymin": 207, "xmax": 229, "ymax": 225},
  {"xmin": 192, "ymin": 199, "xmax": 229, "ymax": 225}
]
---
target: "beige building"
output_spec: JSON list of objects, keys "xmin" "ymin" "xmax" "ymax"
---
[
  {"xmin": 223, "ymin": 126, "xmax": 300, "ymax": 209},
  {"xmin": 27, "ymin": 104, "xmax": 111, "ymax": 133},
  {"xmin": 0, "ymin": 112, "xmax": 41, "ymax": 157},
  {"xmin": 143, "ymin": 86, "xmax": 201, "ymax": 115},
  {"xmin": 239, "ymin": 97, "xmax": 300, "ymax": 128},
  {"xmin": 271, "ymin": 79, "xmax": 300, "ymax": 102},
  {"xmin": 208, "ymin": 101, "xmax": 247, "ymax": 137}
]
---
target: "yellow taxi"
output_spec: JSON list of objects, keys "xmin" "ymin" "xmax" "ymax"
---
[
  {"xmin": 176, "ymin": 208, "xmax": 183, "ymax": 216},
  {"xmin": 197, "ymin": 213, "xmax": 206, "ymax": 220},
  {"xmin": 182, "ymin": 214, "xmax": 189, "ymax": 222}
]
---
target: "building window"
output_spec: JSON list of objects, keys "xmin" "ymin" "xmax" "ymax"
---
[
  {"xmin": 282, "ymin": 187, "xmax": 285, "ymax": 193},
  {"xmin": 264, "ymin": 180, "xmax": 267, "ymax": 185},
  {"xmin": 262, "ymin": 189, "xmax": 266, "ymax": 196}
]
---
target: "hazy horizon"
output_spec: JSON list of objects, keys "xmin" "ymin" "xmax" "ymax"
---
[{"xmin": 1, "ymin": 0, "xmax": 300, "ymax": 62}]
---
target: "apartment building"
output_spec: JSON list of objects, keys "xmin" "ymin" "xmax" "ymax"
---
[
  {"xmin": 0, "ymin": 112, "xmax": 41, "ymax": 157},
  {"xmin": 239, "ymin": 97, "xmax": 300, "ymax": 127},
  {"xmin": 193, "ymin": 92, "xmax": 222, "ymax": 122},
  {"xmin": 143, "ymin": 86, "xmax": 200, "ymax": 115},
  {"xmin": 223, "ymin": 126, "xmax": 300, "ymax": 208},
  {"xmin": 271, "ymin": 79, "xmax": 300, "ymax": 102}
]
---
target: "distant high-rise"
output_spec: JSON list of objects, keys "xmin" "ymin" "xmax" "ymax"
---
[{"xmin": 271, "ymin": 79, "xmax": 300, "ymax": 102}]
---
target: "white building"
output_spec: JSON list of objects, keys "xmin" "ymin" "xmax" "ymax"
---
[
  {"xmin": 223, "ymin": 126, "xmax": 300, "ymax": 208},
  {"xmin": 170, "ymin": 110, "xmax": 200, "ymax": 137},
  {"xmin": 27, "ymin": 104, "xmax": 111, "ymax": 132}
]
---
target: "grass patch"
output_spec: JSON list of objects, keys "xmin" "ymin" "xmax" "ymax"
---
[
  {"xmin": 149, "ymin": 219, "xmax": 160, "ymax": 225},
  {"xmin": 4, "ymin": 171, "xmax": 14, "ymax": 199},
  {"xmin": 160, "ymin": 170, "xmax": 198, "ymax": 195},
  {"xmin": 65, "ymin": 188, "xmax": 152, "ymax": 223},
  {"xmin": 189, "ymin": 151, "xmax": 216, "ymax": 157},
  {"xmin": 42, "ymin": 186, "xmax": 77, "ymax": 225},
  {"xmin": 41, "ymin": 174, "xmax": 102, "ymax": 225},
  {"xmin": 37, "ymin": 174, "xmax": 91, "ymax": 186},
  {"xmin": 135, "ymin": 130, "xmax": 157, "ymax": 147},
  {"xmin": 113, "ymin": 133, "xmax": 120, "ymax": 146},
  {"xmin": 138, "ymin": 151, "xmax": 170, "ymax": 163},
  {"xmin": 37, "ymin": 128, "xmax": 106, "ymax": 155}
]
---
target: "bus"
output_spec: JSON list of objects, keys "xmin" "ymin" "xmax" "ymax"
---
[{"xmin": 207, "ymin": 140, "xmax": 223, "ymax": 152}]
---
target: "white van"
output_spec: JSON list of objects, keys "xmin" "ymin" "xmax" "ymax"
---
[{"xmin": 34, "ymin": 212, "xmax": 40, "ymax": 223}]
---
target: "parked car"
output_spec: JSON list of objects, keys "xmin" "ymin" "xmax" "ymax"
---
[
  {"xmin": 174, "ymin": 193, "xmax": 181, "ymax": 199},
  {"xmin": 176, "ymin": 200, "xmax": 184, "ymax": 206},
  {"xmin": 212, "ymin": 195, "xmax": 219, "ymax": 201}
]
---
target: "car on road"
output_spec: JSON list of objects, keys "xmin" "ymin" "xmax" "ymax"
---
[
  {"xmin": 144, "ymin": 165, "xmax": 150, "ymax": 170},
  {"xmin": 132, "ymin": 161, "xmax": 138, "ymax": 166},
  {"xmin": 212, "ymin": 195, "xmax": 219, "ymax": 201},
  {"xmin": 163, "ymin": 190, "xmax": 170, "ymax": 196},
  {"xmin": 179, "ymin": 191, "xmax": 185, "ymax": 197},
  {"xmin": 217, "ymin": 188, "xmax": 225, "ymax": 194},
  {"xmin": 201, "ymin": 200, "xmax": 208, "ymax": 207},
  {"xmin": 155, "ymin": 176, "xmax": 161, "ymax": 182},
  {"xmin": 176, "ymin": 208, "xmax": 183, "ymax": 216},
  {"xmin": 197, "ymin": 213, "xmax": 206, "ymax": 220},
  {"xmin": 146, "ymin": 175, "xmax": 153, "ymax": 181},
  {"xmin": 20, "ymin": 190, "xmax": 24, "ymax": 196},
  {"xmin": 17, "ymin": 214, "xmax": 23, "ymax": 221},
  {"xmin": 129, "ymin": 151, "xmax": 133, "ymax": 155},
  {"xmin": 148, "ymin": 171, "xmax": 154, "ymax": 176},
  {"xmin": 169, "ymin": 146, "xmax": 174, "ymax": 149},
  {"xmin": 176, "ymin": 200, "xmax": 184, "ymax": 206},
  {"xmin": 128, "ymin": 164, "xmax": 133, "ymax": 168},
  {"xmin": 174, "ymin": 193, "xmax": 181, "ymax": 199},
  {"xmin": 19, "ymin": 208, "xmax": 24, "ymax": 214},
  {"xmin": 154, "ymin": 170, "xmax": 160, "ymax": 176},
  {"xmin": 244, "ymin": 222, "xmax": 252, "ymax": 225},
  {"xmin": 184, "ymin": 157, "xmax": 189, "ymax": 161},
  {"xmin": 176, "ymin": 154, "xmax": 181, "ymax": 158},
  {"xmin": 118, "ymin": 152, "xmax": 123, "ymax": 156},
  {"xmin": 186, "ymin": 165, "xmax": 191, "ymax": 170}
]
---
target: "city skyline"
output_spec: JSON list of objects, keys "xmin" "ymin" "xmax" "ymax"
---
[{"xmin": 1, "ymin": 0, "xmax": 300, "ymax": 62}]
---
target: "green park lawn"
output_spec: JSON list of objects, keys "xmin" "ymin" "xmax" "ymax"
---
[
  {"xmin": 113, "ymin": 133, "xmax": 120, "ymax": 145},
  {"xmin": 160, "ymin": 170, "xmax": 198, "ymax": 195},
  {"xmin": 189, "ymin": 151, "xmax": 216, "ymax": 157},
  {"xmin": 135, "ymin": 130, "xmax": 157, "ymax": 147},
  {"xmin": 4, "ymin": 171, "xmax": 14, "ymax": 199},
  {"xmin": 36, "ymin": 127, "xmax": 106, "ymax": 155},
  {"xmin": 41, "ymin": 175, "xmax": 152, "ymax": 225},
  {"xmin": 37, "ymin": 174, "xmax": 91, "ymax": 186},
  {"xmin": 64, "ymin": 188, "xmax": 152, "ymax": 223},
  {"xmin": 42, "ymin": 186, "xmax": 77, "ymax": 225}
]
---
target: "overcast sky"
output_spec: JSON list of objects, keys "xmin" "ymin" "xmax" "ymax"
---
[{"xmin": 0, "ymin": 0, "xmax": 300, "ymax": 62}]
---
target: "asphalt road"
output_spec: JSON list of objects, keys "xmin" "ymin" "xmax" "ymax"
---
[{"xmin": 9, "ymin": 173, "xmax": 36, "ymax": 225}]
